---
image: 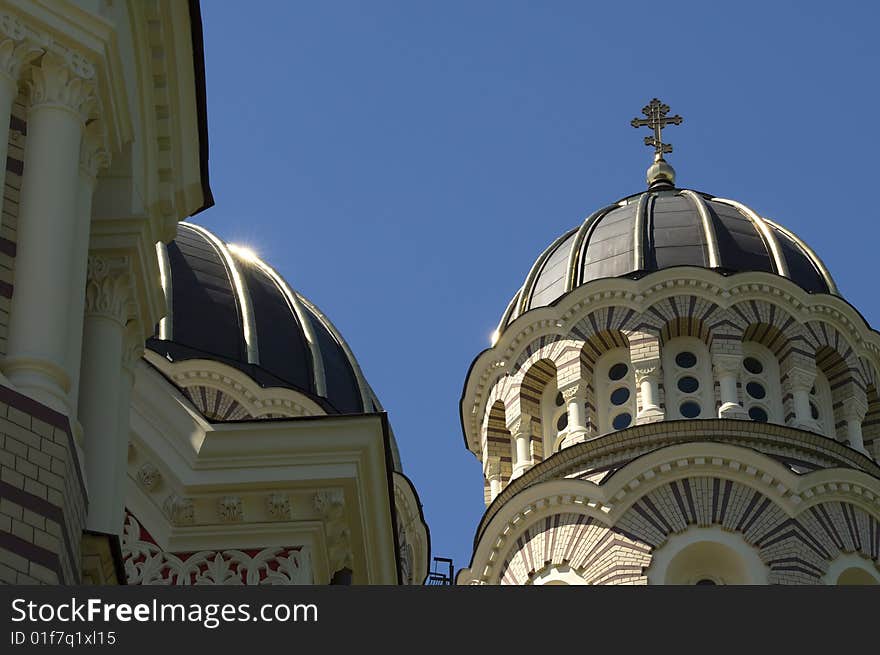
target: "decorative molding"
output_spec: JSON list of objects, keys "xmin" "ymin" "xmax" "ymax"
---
[
  {"xmin": 0, "ymin": 13, "xmax": 42, "ymax": 82},
  {"xmin": 313, "ymin": 490, "xmax": 352, "ymax": 574},
  {"xmin": 144, "ymin": 352, "xmax": 325, "ymax": 419},
  {"xmin": 162, "ymin": 495, "xmax": 194, "ymax": 526},
  {"xmin": 266, "ymin": 493, "xmax": 291, "ymax": 520},
  {"xmin": 218, "ymin": 496, "xmax": 243, "ymax": 522},
  {"xmin": 122, "ymin": 514, "xmax": 312, "ymax": 585},
  {"xmin": 136, "ymin": 462, "xmax": 161, "ymax": 492}
]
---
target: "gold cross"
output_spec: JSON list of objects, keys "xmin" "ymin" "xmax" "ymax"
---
[{"xmin": 631, "ymin": 98, "xmax": 683, "ymax": 158}]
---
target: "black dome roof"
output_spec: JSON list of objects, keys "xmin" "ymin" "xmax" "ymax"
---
[
  {"xmin": 148, "ymin": 222, "xmax": 375, "ymax": 414},
  {"xmin": 497, "ymin": 188, "xmax": 837, "ymax": 335}
]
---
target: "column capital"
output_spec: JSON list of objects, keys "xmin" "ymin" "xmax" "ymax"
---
[
  {"xmin": 80, "ymin": 119, "xmax": 111, "ymax": 180},
  {"xmin": 507, "ymin": 413, "xmax": 532, "ymax": 436},
  {"xmin": 27, "ymin": 50, "xmax": 96, "ymax": 121},
  {"xmin": 85, "ymin": 254, "xmax": 133, "ymax": 325},
  {"xmin": 712, "ymin": 353, "xmax": 742, "ymax": 378},
  {"xmin": 484, "ymin": 456, "xmax": 501, "ymax": 480},
  {"xmin": 841, "ymin": 397, "xmax": 868, "ymax": 422},
  {"xmin": 786, "ymin": 366, "xmax": 817, "ymax": 393},
  {"xmin": 559, "ymin": 382, "xmax": 583, "ymax": 403},
  {"xmin": 634, "ymin": 359, "xmax": 661, "ymax": 385}
]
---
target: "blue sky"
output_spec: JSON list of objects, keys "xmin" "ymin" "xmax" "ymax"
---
[{"xmin": 198, "ymin": 1, "xmax": 880, "ymax": 572}]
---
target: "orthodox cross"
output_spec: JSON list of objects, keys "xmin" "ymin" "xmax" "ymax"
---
[{"xmin": 631, "ymin": 98, "xmax": 682, "ymax": 158}]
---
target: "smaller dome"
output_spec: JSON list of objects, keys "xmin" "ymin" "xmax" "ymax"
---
[
  {"xmin": 498, "ymin": 188, "xmax": 837, "ymax": 336},
  {"xmin": 150, "ymin": 222, "xmax": 377, "ymax": 415}
]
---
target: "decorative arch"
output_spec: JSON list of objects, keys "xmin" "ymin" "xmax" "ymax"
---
[{"xmin": 519, "ymin": 358, "xmax": 557, "ymax": 463}]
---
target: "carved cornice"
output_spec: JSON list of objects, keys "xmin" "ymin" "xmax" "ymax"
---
[
  {"xmin": 84, "ymin": 255, "xmax": 132, "ymax": 324},
  {"xmin": 27, "ymin": 51, "xmax": 95, "ymax": 120}
]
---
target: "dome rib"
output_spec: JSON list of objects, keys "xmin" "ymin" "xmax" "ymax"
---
[
  {"xmin": 156, "ymin": 241, "xmax": 173, "ymax": 341},
  {"xmin": 518, "ymin": 228, "xmax": 577, "ymax": 316},
  {"xmin": 632, "ymin": 192, "xmax": 650, "ymax": 271},
  {"xmin": 182, "ymin": 222, "xmax": 260, "ymax": 365},
  {"xmin": 711, "ymin": 197, "xmax": 790, "ymax": 278},
  {"xmin": 680, "ymin": 190, "xmax": 721, "ymax": 269},
  {"xmin": 763, "ymin": 217, "xmax": 838, "ymax": 295},
  {"xmin": 296, "ymin": 293, "xmax": 372, "ymax": 411},
  {"xmin": 566, "ymin": 203, "xmax": 620, "ymax": 292},
  {"xmin": 240, "ymin": 251, "xmax": 328, "ymax": 398}
]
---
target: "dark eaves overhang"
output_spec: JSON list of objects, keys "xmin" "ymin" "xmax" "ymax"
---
[{"xmin": 187, "ymin": 0, "xmax": 214, "ymax": 215}]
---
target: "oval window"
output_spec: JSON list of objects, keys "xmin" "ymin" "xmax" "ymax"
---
[
  {"xmin": 609, "ymin": 363, "xmax": 629, "ymax": 381},
  {"xmin": 556, "ymin": 413, "xmax": 568, "ymax": 431},
  {"xmin": 612, "ymin": 412, "xmax": 632, "ymax": 430},
  {"xmin": 555, "ymin": 392, "xmax": 564, "ymax": 407},
  {"xmin": 748, "ymin": 406, "xmax": 769, "ymax": 423},
  {"xmin": 610, "ymin": 387, "xmax": 630, "ymax": 406},
  {"xmin": 678, "ymin": 376, "xmax": 700, "ymax": 394},
  {"xmin": 743, "ymin": 357, "xmax": 763, "ymax": 375},
  {"xmin": 675, "ymin": 351, "xmax": 697, "ymax": 369},
  {"xmin": 746, "ymin": 382, "xmax": 766, "ymax": 399},
  {"xmin": 810, "ymin": 402, "xmax": 820, "ymax": 420},
  {"xmin": 680, "ymin": 401, "xmax": 701, "ymax": 418}
]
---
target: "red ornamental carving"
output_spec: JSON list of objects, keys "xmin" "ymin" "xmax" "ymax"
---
[{"xmin": 122, "ymin": 511, "xmax": 311, "ymax": 585}]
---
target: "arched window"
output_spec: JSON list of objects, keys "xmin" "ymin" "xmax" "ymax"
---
[
  {"xmin": 810, "ymin": 371, "xmax": 835, "ymax": 438},
  {"xmin": 646, "ymin": 526, "xmax": 769, "ymax": 585},
  {"xmin": 741, "ymin": 342, "xmax": 783, "ymax": 424},
  {"xmin": 662, "ymin": 337, "xmax": 714, "ymax": 420},
  {"xmin": 593, "ymin": 348, "xmax": 636, "ymax": 433}
]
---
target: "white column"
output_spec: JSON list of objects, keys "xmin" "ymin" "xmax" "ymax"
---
[
  {"xmin": 66, "ymin": 121, "xmax": 109, "ymax": 424},
  {"xmin": 510, "ymin": 415, "xmax": 532, "ymax": 478},
  {"xmin": 111, "ymin": 325, "xmax": 141, "ymax": 531},
  {"xmin": 842, "ymin": 398, "xmax": 868, "ymax": 455},
  {"xmin": 3, "ymin": 52, "xmax": 95, "ymax": 413},
  {"xmin": 713, "ymin": 354, "xmax": 748, "ymax": 419},
  {"xmin": 560, "ymin": 382, "xmax": 588, "ymax": 449},
  {"xmin": 78, "ymin": 255, "xmax": 131, "ymax": 534},
  {"xmin": 635, "ymin": 361, "xmax": 664, "ymax": 422},
  {"xmin": 0, "ymin": 17, "xmax": 42, "ymax": 197},
  {"xmin": 787, "ymin": 366, "xmax": 820, "ymax": 432},
  {"xmin": 485, "ymin": 456, "xmax": 502, "ymax": 502}
]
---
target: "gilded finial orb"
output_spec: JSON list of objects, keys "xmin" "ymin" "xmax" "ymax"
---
[{"xmin": 631, "ymin": 98, "xmax": 682, "ymax": 189}]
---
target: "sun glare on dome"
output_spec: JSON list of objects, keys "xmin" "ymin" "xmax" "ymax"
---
[{"xmin": 228, "ymin": 243, "xmax": 260, "ymax": 263}]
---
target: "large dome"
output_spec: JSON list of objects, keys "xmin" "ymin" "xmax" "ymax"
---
[
  {"xmin": 149, "ymin": 222, "xmax": 376, "ymax": 415},
  {"xmin": 497, "ymin": 187, "xmax": 837, "ymax": 336}
]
